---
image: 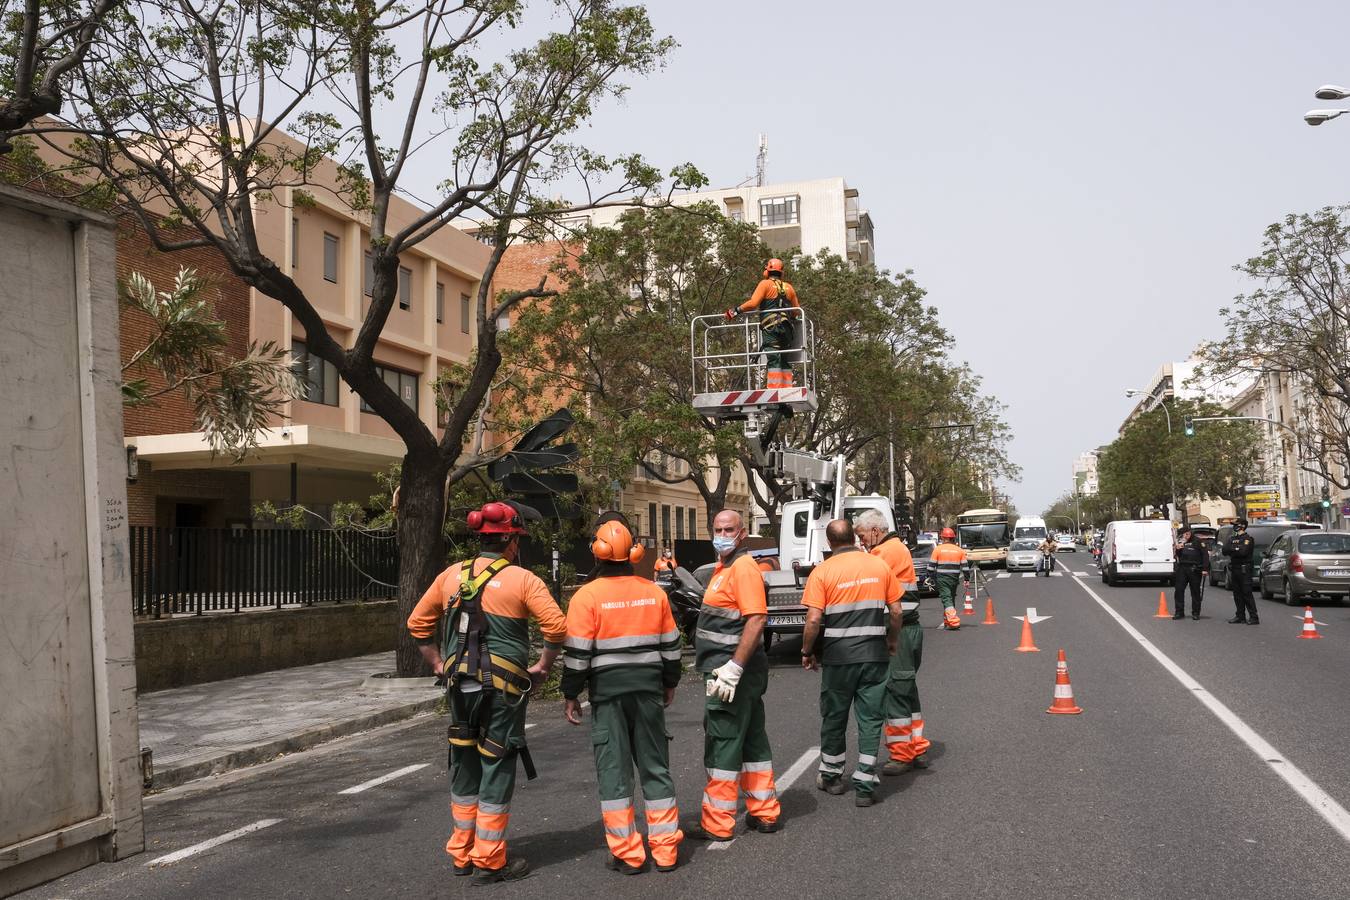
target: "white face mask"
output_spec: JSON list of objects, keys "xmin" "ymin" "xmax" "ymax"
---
[{"xmin": 712, "ymin": 535, "xmax": 737, "ymax": 557}]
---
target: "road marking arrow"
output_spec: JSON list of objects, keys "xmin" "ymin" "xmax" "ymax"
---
[{"xmin": 1013, "ymin": 607, "xmax": 1053, "ymax": 624}]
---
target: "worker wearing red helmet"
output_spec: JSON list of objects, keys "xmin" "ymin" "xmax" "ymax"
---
[
  {"xmin": 930, "ymin": 527, "xmax": 967, "ymax": 631},
  {"xmin": 406, "ymin": 501, "xmax": 566, "ymax": 885},
  {"xmin": 726, "ymin": 258, "xmax": 801, "ymax": 390},
  {"xmin": 562, "ymin": 518, "xmax": 685, "ymax": 874}
]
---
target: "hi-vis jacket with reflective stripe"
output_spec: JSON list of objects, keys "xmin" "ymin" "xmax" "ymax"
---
[
  {"xmin": 407, "ymin": 554, "xmax": 566, "ymax": 669},
  {"xmin": 871, "ymin": 535, "xmax": 919, "ymax": 612},
  {"xmin": 738, "ymin": 278, "xmax": 801, "ymax": 330},
  {"xmin": 802, "ymin": 546, "xmax": 902, "ymax": 666},
  {"xmin": 561, "ymin": 575, "xmax": 683, "ymax": 702},
  {"xmin": 695, "ymin": 550, "xmax": 768, "ymax": 674},
  {"xmin": 930, "ymin": 541, "xmax": 968, "ymax": 579}
]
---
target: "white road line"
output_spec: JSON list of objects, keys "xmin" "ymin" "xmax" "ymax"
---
[
  {"xmin": 708, "ymin": 745, "xmax": 820, "ymax": 852},
  {"xmin": 1022, "ymin": 573, "xmax": 1035, "ymax": 579},
  {"xmin": 1290, "ymin": 614, "xmax": 1330, "ymax": 626},
  {"xmin": 146, "ymin": 819, "xmax": 282, "ymax": 867},
  {"xmin": 1070, "ymin": 576, "xmax": 1350, "ymax": 843},
  {"xmin": 337, "ymin": 763, "xmax": 429, "ymax": 795}
]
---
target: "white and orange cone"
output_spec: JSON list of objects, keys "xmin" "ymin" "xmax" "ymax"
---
[
  {"xmin": 1046, "ymin": 649, "xmax": 1083, "ymax": 715},
  {"xmin": 1298, "ymin": 606, "xmax": 1323, "ymax": 640},
  {"xmin": 962, "ymin": 591, "xmax": 975, "ymax": 616}
]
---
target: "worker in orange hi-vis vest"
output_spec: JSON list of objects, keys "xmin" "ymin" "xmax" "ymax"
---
[
  {"xmin": 725, "ymin": 258, "xmax": 801, "ymax": 390},
  {"xmin": 930, "ymin": 527, "xmax": 967, "ymax": 631},
  {"xmin": 654, "ymin": 549, "xmax": 678, "ymax": 575},
  {"xmin": 562, "ymin": 519, "xmax": 685, "ymax": 875},
  {"xmin": 687, "ymin": 508, "xmax": 783, "ymax": 841},
  {"xmin": 800, "ymin": 518, "xmax": 903, "ymax": 806},
  {"xmin": 406, "ymin": 501, "xmax": 565, "ymax": 886},
  {"xmin": 856, "ymin": 510, "xmax": 932, "ymax": 774}
]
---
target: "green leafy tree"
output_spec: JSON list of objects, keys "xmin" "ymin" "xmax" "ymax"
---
[
  {"xmin": 122, "ymin": 267, "xmax": 301, "ymax": 458},
  {"xmin": 11, "ymin": 0, "xmax": 699, "ymax": 675},
  {"xmin": 1196, "ymin": 205, "xmax": 1350, "ymax": 492},
  {"xmin": 1097, "ymin": 398, "xmax": 1262, "ymax": 517}
]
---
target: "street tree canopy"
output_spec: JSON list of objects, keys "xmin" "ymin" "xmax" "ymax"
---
[
  {"xmin": 1196, "ymin": 205, "xmax": 1350, "ymax": 492},
  {"xmin": 8, "ymin": 0, "xmax": 699, "ymax": 675}
]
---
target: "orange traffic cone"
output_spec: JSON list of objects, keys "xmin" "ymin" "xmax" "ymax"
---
[
  {"xmin": 1153, "ymin": 591, "xmax": 1170, "ymax": 619},
  {"xmin": 1298, "ymin": 606, "xmax": 1323, "ymax": 640},
  {"xmin": 982, "ymin": 598, "xmax": 1000, "ymax": 625},
  {"xmin": 1046, "ymin": 649, "xmax": 1083, "ymax": 715},
  {"xmin": 962, "ymin": 592, "xmax": 975, "ymax": 616},
  {"xmin": 1015, "ymin": 616, "xmax": 1040, "ymax": 652}
]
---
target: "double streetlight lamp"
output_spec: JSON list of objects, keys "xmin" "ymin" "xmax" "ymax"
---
[
  {"xmin": 1125, "ymin": 388, "xmax": 1180, "ymax": 524},
  {"xmin": 1304, "ymin": 84, "xmax": 1350, "ymax": 125}
]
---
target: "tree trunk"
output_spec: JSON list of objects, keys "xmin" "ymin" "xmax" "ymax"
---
[{"xmin": 394, "ymin": 450, "xmax": 450, "ymax": 676}]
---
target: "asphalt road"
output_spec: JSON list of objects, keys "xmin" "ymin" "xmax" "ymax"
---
[{"xmin": 20, "ymin": 553, "xmax": 1350, "ymax": 899}]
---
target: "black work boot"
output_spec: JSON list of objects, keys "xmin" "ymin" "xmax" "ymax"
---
[
  {"xmin": 683, "ymin": 822, "xmax": 733, "ymax": 842},
  {"xmin": 471, "ymin": 858, "xmax": 530, "ymax": 886},
  {"xmin": 816, "ymin": 773, "xmax": 847, "ymax": 795},
  {"xmin": 1248, "ymin": 617, "xmax": 1260, "ymax": 625},
  {"xmin": 1228, "ymin": 616, "xmax": 1247, "ymax": 624},
  {"xmin": 605, "ymin": 855, "xmax": 648, "ymax": 876},
  {"xmin": 745, "ymin": 813, "xmax": 781, "ymax": 834},
  {"xmin": 1172, "ymin": 611, "xmax": 1185, "ymax": 620}
]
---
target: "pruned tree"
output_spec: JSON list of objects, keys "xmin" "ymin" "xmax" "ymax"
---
[
  {"xmin": 11, "ymin": 0, "xmax": 699, "ymax": 674},
  {"xmin": 1196, "ymin": 205, "xmax": 1350, "ymax": 492},
  {"xmin": 0, "ymin": 0, "xmax": 123, "ymax": 150},
  {"xmin": 122, "ymin": 266, "xmax": 302, "ymax": 457}
]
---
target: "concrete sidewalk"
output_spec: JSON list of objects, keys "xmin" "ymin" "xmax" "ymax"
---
[{"xmin": 137, "ymin": 652, "xmax": 442, "ymax": 791}]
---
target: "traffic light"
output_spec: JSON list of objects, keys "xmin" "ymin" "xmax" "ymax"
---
[
  {"xmin": 1322, "ymin": 485, "xmax": 1332, "ymax": 509},
  {"xmin": 1183, "ymin": 416, "xmax": 1194, "ymax": 436},
  {"xmin": 892, "ymin": 496, "xmax": 912, "ymax": 526}
]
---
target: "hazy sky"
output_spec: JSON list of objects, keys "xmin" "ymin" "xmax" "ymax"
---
[{"xmin": 536, "ymin": 0, "xmax": 1350, "ymax": 514}]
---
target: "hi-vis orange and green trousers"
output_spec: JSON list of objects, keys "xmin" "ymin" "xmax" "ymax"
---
[
  {"xmin": 702, "ymin": 668, "xmax": 781, "ymax": 838},
  {"xmin": 590, "ymin": 691, "xmax": 682, "ymax": 869},
  {"xmin": 883, "ymin": 604, "xmax": 931, "ymax": 763},
  {"xmin": 447, "ymin": 686, "xmax": 526, "ymax": 872}
]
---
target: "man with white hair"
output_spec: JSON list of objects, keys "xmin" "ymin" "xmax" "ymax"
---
[{"xmin": 855, "ymin": 509, "xmax": 933, "ymax": 775}]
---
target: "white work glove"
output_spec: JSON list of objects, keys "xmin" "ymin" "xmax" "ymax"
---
[{"xmin": 706, "ymin": 660, "xmax": 743, "ymax": 703}]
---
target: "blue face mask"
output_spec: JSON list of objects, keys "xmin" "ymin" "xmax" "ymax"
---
[{"xmin": 712, "ymin": 535, "xmax": 737, "ymax": 557}]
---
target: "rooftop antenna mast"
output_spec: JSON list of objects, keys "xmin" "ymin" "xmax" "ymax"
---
[{"xmin": 755, "ymin": 133, "xmax": 768, "ymax": 187}]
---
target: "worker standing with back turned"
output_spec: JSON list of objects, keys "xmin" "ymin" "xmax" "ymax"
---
[
  {"xmin": 800, "ymin": 519, "xmax": 903, "ymax": 806},
  {"xmin": 930, "ymin": 527, "xmax": 967, "ymax": 631},
  {"xmin": 406, "ymin": 501, "xmax": 565, "ymax": 886},
  {"xmin": 688, "ymin": 508, "xmax": 783, "ymax": 841},
  {"xmin": 726, "ymin": 258, "xmax": 801, "ymax": 390},
  {"xmin": 856, "ymin": 510, "xmax": 932, "ymax": 773},
  {"xmin": 562, "ymin": 519, "xmax": 685, "ymax": 875}
]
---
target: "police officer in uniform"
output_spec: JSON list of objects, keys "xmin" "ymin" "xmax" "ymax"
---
[
  {"xmin": 1221, "ymin": 518, "xmax": 1259, "ymax": 625},
  {"xmin": 1172, "ymin": 529, "xmax": 1209, "ymax": 620}
]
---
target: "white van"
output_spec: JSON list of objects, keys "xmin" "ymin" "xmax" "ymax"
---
[
  {"xmin": 1013, "ymin": 516, "xmax": 1048, "ymax": 542},
  {"xmin": 1101, "ymin": 519, "xmax": 1175, "ymax": 586}
]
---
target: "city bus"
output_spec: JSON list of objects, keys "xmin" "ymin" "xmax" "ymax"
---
[{"xmin": 956, "ymin": 508, "xmax": 1011, "ymax": 568}]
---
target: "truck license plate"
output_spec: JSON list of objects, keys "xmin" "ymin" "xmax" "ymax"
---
[
  {"xmin": 768, "ymin": 614, "xmax": 806, "ymax": 626},
  {"xmin": 1121, "ymin": 562, "xmax": 1142, "ymax": 569}
]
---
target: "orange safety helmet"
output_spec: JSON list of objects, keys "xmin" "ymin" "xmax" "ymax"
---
[
  {"xmin": 763, "ymin": 258, "xmax": 784, "ymax": 278},
  {"xmin": 591, "ymin": 520, "xmax": 645, "ymax": 565},
  {"xmin": 466, "ymin": 501, "xmax": 526, "ymax": 535},
  {"xmin": 940, "ymin": 526, "xmax": 956, "ymax": 541}
]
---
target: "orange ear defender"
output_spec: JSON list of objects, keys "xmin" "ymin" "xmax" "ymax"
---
[{"xmin": 591, "ymin": 520, "xmax": 645, "ymax": 564}]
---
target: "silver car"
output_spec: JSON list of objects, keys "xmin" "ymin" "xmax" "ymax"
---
[
  {"xmin": 1006, "ymin": 539, "xmax": 1042, "ymax": 571},
  {"xmin": 1258, "ymin": 530, "xmax": 1350, "ymax": 604}
]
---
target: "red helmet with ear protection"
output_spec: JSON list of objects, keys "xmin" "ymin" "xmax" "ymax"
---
[
  {"xmin": 466, "ymin": 501, "xmax": 526, "ymax": 535},
  {"xmin": 591, "ymin": 520, "xmax": 645, "ymax": 565}
]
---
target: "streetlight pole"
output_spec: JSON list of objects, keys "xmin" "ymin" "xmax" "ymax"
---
[{"xmin": 1125, "ymin": 389, "xmax": 1180, "ymax": 525}]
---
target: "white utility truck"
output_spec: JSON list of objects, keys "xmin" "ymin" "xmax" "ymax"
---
[{"xmin": 690, "ymin": 311, "xmax": 895, "ymax": 647}]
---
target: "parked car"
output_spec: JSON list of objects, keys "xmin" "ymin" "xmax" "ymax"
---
[
  {"xmin": 1258, "ymin": 530, "xmax": 1350, "ymax": 604},
  {"xmin": 911, "ymin": 541, "xmax": 937, "ymax": 596},
  {"xmin": 1007, "ymin": 538, "xmax": 1042, "ymax": 571},
  {"xmin": 1055, "ymin": 533, "xmax": 1077, "ymax": 552},
  {"xmin": 1101, "ymin": 519, "xmax": 1175, "ymax": 586},
  {"xmin": 1210, "ymin": 521, "xmax": 1322, "ymax": 589}
]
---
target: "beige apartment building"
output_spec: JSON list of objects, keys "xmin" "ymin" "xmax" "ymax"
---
[{"xmin": 120, "ymin": 130, "xmax": 492, "ymax": 527}]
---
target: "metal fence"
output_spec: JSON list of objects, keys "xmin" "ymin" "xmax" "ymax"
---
[{"xmin": 129, "ymin": 526, "xmax": 399, "ymax": 617}]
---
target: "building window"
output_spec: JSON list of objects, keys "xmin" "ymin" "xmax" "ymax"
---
[
  {"xmin": 291, "ymin": 340, "xmax": 339, "ymax": 406},
  {"xmin": 436, "ymin": 283, "xmax": 445, "ymax": 324},
  {"xmin": 398, "ymin": 266, "xmax": 412, "ymax": 310},
  {"xmin": 363, "ymin": 251, "xmax": 374, "ymax": 297},
  {"xmin": 460, "ymin": 293, "xmax": 471, "ymax": 333},
  {"xmin": 688, "ymin": 508, "xmax": 697, "ymax": 539},
  {"xmin": 631, "ymin": 512, "xmax": 642, "ymax": 536},
  {"xmin": 361, "ymin": 365, "xmax": 418, "ymax": 414},
  {"xmin": 661, "ymin": 504, "xmax": 672, "ymax": 545},
  {"xmin": 648, "ymin": 502, "xmax": 658, "ymax": 541},
  {"xmin": 292, "ymin": 218, "xmax": 299, "ymax": 270},
  {"xmin": 675, "ymin": 509, "xmax": 684, "ymax": 541},
  {"xmin": 759, "ymin": 196, "xmax": 799, "ymax": 227},
  {"xmin": 323, "ymin": 233, "xmax": 338, "ymax": 283}
]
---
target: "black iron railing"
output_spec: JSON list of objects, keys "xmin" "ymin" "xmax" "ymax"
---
[{"xmin": 129, "ymin": 526, "xmax": 398, "ymax": 617}]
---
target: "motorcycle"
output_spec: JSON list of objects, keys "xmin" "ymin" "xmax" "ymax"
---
[{"xmin": 658, "ymin": 566, "xmax": 705, "ymax": 642}]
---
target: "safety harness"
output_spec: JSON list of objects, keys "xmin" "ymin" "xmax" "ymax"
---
[
  {"xmin": 442, "ymin": 556, "xmax": 538, "ymax": 779},
  {"xmin": 758, "ymin": 279, "xmax": 792, "ymax": 330}
]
